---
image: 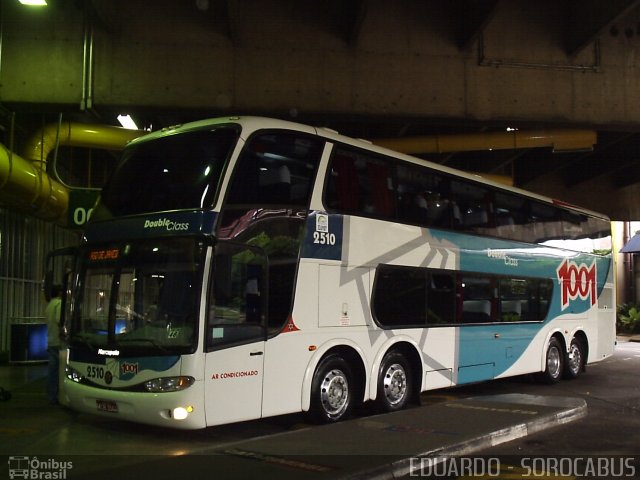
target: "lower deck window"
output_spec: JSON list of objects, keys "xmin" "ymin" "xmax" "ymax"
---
[{"xmin": 372, "ymin": 265, "xmax": 553, "ymax": 328}]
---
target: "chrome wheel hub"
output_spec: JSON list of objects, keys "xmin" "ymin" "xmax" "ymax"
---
[
  {"xmin": 320, "ymin": 369, "xmax": 349, "ymax": 417},
  {"xmin": 547, "ymin": 346, "xmax": 561, "ymax": 378},
  {"xmin": 568, "ymin": 344, "xmax": 582, "ymax": 374},
  {"xmin": 383, "ymin": 363, "xmax": 407, "ymax": 406}
]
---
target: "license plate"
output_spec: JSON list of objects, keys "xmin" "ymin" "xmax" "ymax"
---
[{"xmin": 96, "ymin": 399, "xmax": 118, "ymax": 413}]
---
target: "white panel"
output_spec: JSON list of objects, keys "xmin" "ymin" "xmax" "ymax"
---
[
  {"xmin": 595, "ymin": 310, "xmax": 616, "ymax": 360},
  {"xmin": 318, "ymin": 265, "xmax": 370, "ymax": 327},
  {"xmin": 344, "ymin": 216, "xmax": 459, "ymax": 270},
  {"xmin": 425, "ymin": 369, "xmax": 452, "ymax": 389}
]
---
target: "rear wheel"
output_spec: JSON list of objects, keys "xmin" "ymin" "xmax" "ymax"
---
[
  {"xmin": 309, "ymin": 354, "xmax": 354, "ymax": 423},
  {"xmin": 375, "ymin": 351, "xmax": 412, "ymax": 413},
  {"xmin": 537, "ymin": 336, "xmax": 564, "ymax": 384},
  {"xmin": 563, "ymin": 337, "xmax": 585, "ymax": 379}
]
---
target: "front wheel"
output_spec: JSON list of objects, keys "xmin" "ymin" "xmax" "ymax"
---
[
  {"xmin": 563, "ymin": 337, "xmax": 585, "ymax": 379},
  {"xmin": 537, "ymin": 336, "xmax": 564, "ymax": 384},
  {"xmin": 375, "ymin": 351, "xmax": 412, "ymax": 413},
  {"xmin": 309, "ymin": 354, "xmax": 354, "ymax": 423}
]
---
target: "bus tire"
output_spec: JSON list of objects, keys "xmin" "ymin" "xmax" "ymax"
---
[
  {"xmin": 375, "ymin": 350, "xmax": 412, "ymax": 413},
  {"xmin": 537, "ymin": 336, "xmax": 564, "ymax": 384},
  {"xmin": 309, "ymin": 354, "xmax": 354, "ymax": 423},
  {"xmin": 563, "ymin": 337, "xmax": 585, "ymax": 380}
]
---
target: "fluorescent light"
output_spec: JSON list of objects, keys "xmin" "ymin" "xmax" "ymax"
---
[
  {"xmin": 19, "ymin": 0, "xmax": 47, "ymax": 5},
  {"xmin": 117, "ymin": 114, "xmax": 139, "ymax": 130}
]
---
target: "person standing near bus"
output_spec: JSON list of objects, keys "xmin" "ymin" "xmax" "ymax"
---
[{"xmin": 45, "ymin": 285, "xmax": 63, "ymax": 405}]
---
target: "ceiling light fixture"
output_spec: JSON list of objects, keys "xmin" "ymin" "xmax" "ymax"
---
[
  {"xmin": 18, "ymin": 0, "xmax": 48, "ymax": 5},
  {"xmin": 117, "ymin": 114, "xmax": 139, "ymax": 130}
]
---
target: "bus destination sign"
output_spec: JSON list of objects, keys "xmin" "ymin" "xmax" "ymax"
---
[{"xmin": 89, "ymin": 248, "xmax": 120, "ymax": 262}]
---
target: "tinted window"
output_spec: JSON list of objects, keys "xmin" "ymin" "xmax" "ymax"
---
[
  {"xmin": 324, "ymin": 145, "xmax": 611, "ymax": 252},
  {"xmin": 217, "ymin": 131, "xmax": 323, "ymax": 333},
  {"xmin": 225, "ymin": 131, "xmax": 323, "ymax": 208},
  {"xmin": 207, "ymin": 242, "xmax": 267, "ymax": 350},
  {"xmin": 373, "ymin": 266, "xmax": 456, "ymax": 327},
  {"xmin": 373, "ymin": 266, "xmax": 427, "ymax": 327},
  {"xmin": 71, "ymin": 238, "xmax": 204, "ymax": 354},
  {"xmin": 325, "ymin": 148, "xmax": 395, "ymax": 217},
  {"xmin": 98, "ymin": 127, "xmax": 238, "ymax": 217},
  {"xmin": 373, "ymin": 265, "xmax": 552, "ymax": 328}
]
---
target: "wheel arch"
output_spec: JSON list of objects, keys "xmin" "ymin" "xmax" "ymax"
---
[
  {"xmin": 571, "ymin": 329, "xmax": 589, "ymax": 364},
  {"xmin": 369, "ymin": 337, "xmax": 423, "ymax": 405},
  {"xmin": 301, "ymin": 340, "xmax": 368, "ymax": 412},
  {"xmin": 540, "ymin": 329, "xmax": 567, "ymax": 373}
]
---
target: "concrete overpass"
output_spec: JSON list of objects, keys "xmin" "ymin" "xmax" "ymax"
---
[{"xmin": 3, "ymin": 0, "xmax": 640, "ymax": 219}]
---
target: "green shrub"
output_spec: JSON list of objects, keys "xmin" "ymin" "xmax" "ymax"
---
[{"xmin": 617, "ymin": 303, "xmax": 640, "ymax": 333}]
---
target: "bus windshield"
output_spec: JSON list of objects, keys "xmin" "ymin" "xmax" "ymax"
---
[
  {"xmin": 96, "ymin": 126, "xmax": 239, "ymax": 217},
  {"xmin": 70, "ymin": 237, "xmax": 206, "ymax": 355}
]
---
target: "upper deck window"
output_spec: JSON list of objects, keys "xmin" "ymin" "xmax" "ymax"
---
[
  {"xmin": 217, "ymin": 130, "xmax": 324, "ymax": 237},
  {"xmin": 97, "ymin": 126, "xmax": 239, "ymax": 217},
  {"xmin": 324, "ymin": 145, "xmax": 611, "ymax": 252},
  {"xmin": 224, "ymin": 131, "xmax": 323, "ymax": 208}
]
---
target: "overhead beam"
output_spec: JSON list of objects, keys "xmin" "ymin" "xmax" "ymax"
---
[
  {"xmin": 514, "ymin": 150, "xmax": 567, "ymax": 187},
  {"xmin": 456, "ymin": 0, "xmax": 499, "ymax": 50},
  {"xmin": 346, "ymin": 0, "xmax": 370, "ymax": 47},
  {"xmin": 614, "ymin": 161, "xmax": 640, "ymax": 188},
  {"xmin": 222, "ymin": 0, "xmax": 239, "ymax": 45},
  {"xmin": 87, "ymin": 0, "xmax": 118, "ymax": 33},
  {"xmin": 564, "ymin": 0, "xmax": 640, "ymax": 57},
  {"xmin": 562, "ymin": 132, "xmax": 637, "ymax": 187}
]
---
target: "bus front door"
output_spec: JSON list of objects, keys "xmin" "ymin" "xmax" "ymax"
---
[
  {"xmin": 204, "ymin": 242, "xmax": 268, "ymax": 426},
  {"xmin": 204, "ymin": 336, "xmax": 265, "ymax": 426}
]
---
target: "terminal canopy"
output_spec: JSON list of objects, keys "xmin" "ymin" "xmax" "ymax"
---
[{"xmin": 620, "ymin": 233, "xmax": 640, "ymax": 253}]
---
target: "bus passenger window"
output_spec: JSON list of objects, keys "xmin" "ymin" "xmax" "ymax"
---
[
  {"xmin": 225, "ymin": 131, "xmax": 322, "ymax": 209},
  {"xmin": 207, "ymin": 243, "xmax": 267, "ymax": 350},
  {"xmin": 327, "ymin": 154, "xmax": 360, "ymax": 211},
  {"xmin": 372, "ymin": 265, "xmax": 427, "ymax": 327},
  {"xmin": 460, "ymin": 275, "xmax": 496, "ymax": 323},
  {"xmin": 326, "ymin": 149, "xmax": 395, "ymax": 220},
  {"xmin": 426, "ymin": 272, "xmax": 455, "ymax": 324}
]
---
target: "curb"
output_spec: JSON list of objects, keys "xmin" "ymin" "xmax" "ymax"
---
[{"xmin": 348, "ymin": 395, "xmax": 588, "ymax": 480}]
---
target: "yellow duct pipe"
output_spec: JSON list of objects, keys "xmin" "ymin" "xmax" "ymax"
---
[
  {"xmin": 372, "ymin": 129, "xmax": 597, "ymax": 154},
  {"xmin": 0, "ymin": 121, "xmax": 144, "ymax": 222},
  {"xmin": 22, "ymin": 121, "xmax": 145, "ymax": 164},
  {"xmin": 0, "ymin": 144, "xmax": 68, "ymax": 220}
]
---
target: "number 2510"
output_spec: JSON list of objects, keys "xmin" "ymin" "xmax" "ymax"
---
[{"xmin": 313, "ymin": 231, "xmax": 336, "ymax": 245}]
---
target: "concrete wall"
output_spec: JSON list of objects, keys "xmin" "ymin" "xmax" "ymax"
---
[{"xmin": 3, "ymin": 0, "xmax": 640, "ymax": 128}]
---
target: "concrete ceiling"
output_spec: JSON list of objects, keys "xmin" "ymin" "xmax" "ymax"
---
[{"xmin": 3, "ymin": 0, "xmax": 640, "ymax": 220}]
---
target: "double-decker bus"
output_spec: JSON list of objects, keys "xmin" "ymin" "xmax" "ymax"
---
[{"xmin": 59, "ymin": 116, "xmax": 615, "ymax": 429}]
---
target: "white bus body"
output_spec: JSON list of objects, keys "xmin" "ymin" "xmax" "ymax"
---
[{"xmin": 60, "ymin": 117, "xmax": 615, "ymax": 429}]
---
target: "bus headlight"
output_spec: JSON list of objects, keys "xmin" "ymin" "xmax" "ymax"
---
[
  {"xmin": 65, "ymin": 365, "xmax": 85, "ymax": 383},
  {"xmin": 144, "ymin": 376, "xmax": 195, "ymax": 393}
]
